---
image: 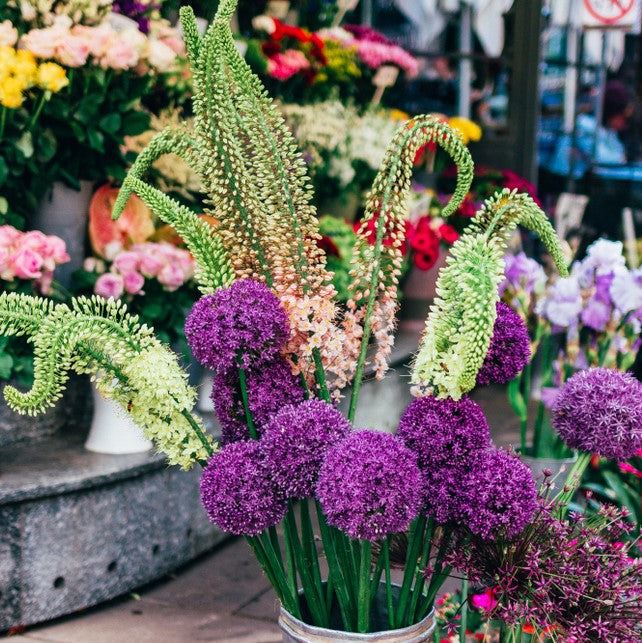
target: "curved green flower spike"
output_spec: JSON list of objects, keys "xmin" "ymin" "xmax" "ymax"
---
[
  {"xmin": 0, "ymin": 293, "xmax": 212, "ymax": 468},
  {"xmin": 411, "ymin": 189, "xmax": 569, "ymax": 400}
]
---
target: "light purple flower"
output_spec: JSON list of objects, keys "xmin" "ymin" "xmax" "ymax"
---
[
  {"xmin": 610, "ymin": 269, "xmax": 642, "ymax": 316},
  {"xmin": 500, "ymin": 252, "xmax": 546, "ymax": 296},
  {"xmin": 580, "ymin": 296, "xmax": 611, "ymax": 331},
  {"xmin": 584, "ymin": 239, "xmax": 626, "ymax": 275},
  {"xmin": 536, "ymin": 277, "xmax": 583, "ymax": 328}
]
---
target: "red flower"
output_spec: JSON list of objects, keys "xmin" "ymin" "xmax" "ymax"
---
[
  {"xmin": 438, "ymin": 223, "xmax": 458, "ymax": 244},
  {"xmin": 316, "ymin": 234, "xmax": 340, "ymax": 257},
  {"xmin": 261, "ymin": 41, "xmax": 281, "ymax": 57},
  {"xmin": 590, "ymin": 454, "xmax": 601, "ymax": 469},
  {"xmin": 354, "ymin": 216, "xmax": 412, "ymax": 255},
  {"xmin": 414, "ymin": 142, "xmax": 436, "ymax": 166},
  {"xmin": 458, "ymin": 195, "xmax": 476, "ymax": 218}
]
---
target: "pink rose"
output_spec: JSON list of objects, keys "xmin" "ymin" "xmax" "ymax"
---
[
  {"xmin": 0, "ymin": 225, "xmax": 22, "ymax": 248},
  {"xmin": 113, "ymin": 251, "xmax": 140, "ymax": 275},
  {"xmin": 20, "ymin": 25, "xmax": 67, "ymax": 59},
  {"xmin": 10, "ymin": 247, "xmax": 44, "ymax": 279},
  {"xmin": 94, "ymin": 273, "xmax": 124, "ymax": 300},
  {"xmin": 72, "ymin": 24, "xmax": 115, "ymax": 58},
  {"xmin": 43, "ymin": 235, "xmax": 70, "ymax": 264},
  {"xmin": 157, "ymin": 263, "xmax": 185, "ymax": 291},
  {"xmin": 267, "ymin": 49, "xmax": 310, "ymax": 81},
  {"xmin": 56, "ymin": 34, "xmax": 90, "ymax": 67},
  {"xmin": 123, "ymin": 271, "xmax": 145, "ymax": 295},
  {"xmin": 146, "ymin": 39, "xmax": 176, "ymax": 72},
  {"xmin": 0, "ymin": 247, "xmax": 11, "ymax": 278},
  {"xmin": 138, "ymin": 252, "xmax": 164, "ymax": 277},
  {"xmin": 18, "ymin": 230, "xmax": 48, "ymax": 255},
  {"xmin": 101, "ymin": 37, "xmax": 138, "ymax": 70},
  {"xmin": 157, "ymin": 25, "xmax": 185, "ymax": 56},
  {"xmin": 0, "ymin": 20, "xmax": 18, "ymax": 47},
  {"xmin": 37, "ymin": 270, "xmax": 54, "ymax": 295}
]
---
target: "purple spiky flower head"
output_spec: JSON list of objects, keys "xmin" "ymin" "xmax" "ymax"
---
[
  {"xmin": 552, "ymin": 367, "xmax": 642, "ymax": 460},
  {"xmin": 316, "ymin": 430, "xmax": 425, "ymax": 541}
]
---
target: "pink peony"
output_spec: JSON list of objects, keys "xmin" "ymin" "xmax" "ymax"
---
[
  {"xmin": 94, "ymin": 272, "xmax": 125, "ymax": 300},
  {"xmin": 43, "ymin": 235, "xmax": 70, "ymax": 264},
  {"xmin": 10, "ymin": 247, "xmax": 43, "ymax": 279},
  {"xmin": 101, "ymin": 37, "xmax": 138, "ymax": 69},
  {"xmin": 18, "ymin": 230, "xmax": 49, "ymax": 255},
  {"xmin": 56, "ymin": 34, "xmax": 90, "ymax": 67},
  {"xmin": 71, "ymin": 24, "xmax": 115, "ymax": 58},
  {"xmin": 0, "ymin": 247, "xmax": 11, "ymax": 278},
  {"xmin": 123, "ymin": 270, "xmax": 145, "ymax": 295},
  {"xmin": 355, "ymin": 40, "xmax": 418, "ymax": 76},
  {"xmin": 113, "ymin": 251, "xmax": 140, "ymax": 275},
  {"xmin": 146, "ymin": 39, "xmax": 176, "ymax": 72},
  {"xmin": 157, "ymin": 263, "xmax": 185, "ymax": 291},
  {"xmin": 0, "ymin": 20, "xmax": 18, "ymax": 47}
]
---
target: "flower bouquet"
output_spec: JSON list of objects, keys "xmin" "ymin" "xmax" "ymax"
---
[
  {"xmin": 0, "ymin": 0, "xmax": 185, "ymax": 227},
  {"xmin": 0, "ymin": 2, "xmax": 639, "ymax": 640}
]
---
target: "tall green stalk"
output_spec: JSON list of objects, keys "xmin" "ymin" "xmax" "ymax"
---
[{"xmin": 357, "ymin": 540, "xmax": 372, "ymax": 632}]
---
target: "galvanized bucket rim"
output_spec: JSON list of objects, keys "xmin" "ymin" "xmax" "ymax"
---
[{"xmin": 278, "ymin": 583, "xmax": 435, "ymax": 642}]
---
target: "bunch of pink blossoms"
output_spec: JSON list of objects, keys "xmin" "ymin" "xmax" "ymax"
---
[
  {"xmin": 0, "ymin": 225, "xmax": 69, "ymax": 293},
  {"xmin": 91, "ymin": 241, "xmax": 194, "ymax": 300}
]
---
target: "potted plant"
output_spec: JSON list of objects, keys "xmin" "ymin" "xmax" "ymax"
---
[{"xmin": 0, "ymin": 3, "xmax": 639, "ymax": 640}]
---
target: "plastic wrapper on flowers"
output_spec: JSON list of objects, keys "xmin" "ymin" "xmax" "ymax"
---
[{"xmin": 0, "ymin": 1, "xmax": 639, "ymax": 640}]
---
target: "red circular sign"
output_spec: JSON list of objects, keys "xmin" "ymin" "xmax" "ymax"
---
[{"xmin": 584, "ymin": 0, "xmax": 635, "ymax": 24}]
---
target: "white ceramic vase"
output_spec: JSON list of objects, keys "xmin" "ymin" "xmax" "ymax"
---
[{"xmin": 85, "ymin": 386, "xmax": 152, "ymax": 454}]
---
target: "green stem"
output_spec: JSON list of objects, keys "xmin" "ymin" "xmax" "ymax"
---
[
  {"xmin": 28, "ymin": 92, "xmax": 47, "ymax": 130},
  {"xmin": 268, "ymin": 525, "xmax": 284, "ymax": 569},
  {"xmin": 236, "ymin": 357, "xmax": 258, "ymax": 440},
  {"xmin": 299, "ymin": 500, "xmax": 327, "ymax": 621},
  {"xmin": 357, "ymin": 540, "xmax": 372, "ymax": 633},
  {"xmin": 312, "ymin": 347, "xmax": 331, "ymax": 402},
  {"xmin": 408, "ymin": 518, "xmax": 434, "ymax": 624},
  {"xmin": 555, "ymin": 451, "xmax": 592, "ymax": 517},
  {"xmin": 180, "ymin": 408, "xmax": 214, "ymax": 456},
  {"xmin": 315, "ymin": 501, "xmax": 355, "ymax": 630},
  {"xmin": 369, "ymin": 547, "xmax": 385, "ymax": 608},
  {"xmin": 0, "ymin": 106, "xmax": 6, "ymax": 139},
  {"xmin": 395, "ymin": 513, "xmax": 426, "ymax": 627},
  {"xmin": 532, "ymin": 330, "xmax": 552, "ymax": 456},
  {"xmin": 383, "ymin": 537, "xmax": 395, "ymax": 630},
  {"xmin": 281, "ymin": 511, "xmax": 302, "ymax": 621},
  {"xmin": 459, "ymin": 577, "xmax": 468, "ymax": 643}
]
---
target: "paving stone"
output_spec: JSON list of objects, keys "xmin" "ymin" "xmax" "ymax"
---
[
  {"xmin": 0, "ymin": 505, "xmax": 21, "ymax": 631},
  {"xmin": 17, "ymin": 600, "xmax": 281, "ymax": 643}
]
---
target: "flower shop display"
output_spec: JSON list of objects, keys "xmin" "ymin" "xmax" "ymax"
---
[
  {"xmin": 0, "ymin": 2, "xmax": 640, "ymax": 641},
  {"xmin": 245, "ymin": 15, "xmax": 418, "ymax": 107},
  {"xmin": 0, "ymin": 0, "xmax": 185, "ymax": 231}
]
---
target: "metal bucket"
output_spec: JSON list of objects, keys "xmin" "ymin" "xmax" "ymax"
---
[{"xmin": 278, "ymin": 584, "xmax": 436, "ymax": 642}]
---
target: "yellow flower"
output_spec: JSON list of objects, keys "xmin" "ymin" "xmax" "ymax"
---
[
  {"xmin": 0, "ymin": 75, "xmax": 24, "ymax": 108},
  {"xmin": 448, "ymin": 116, "xmax": 482, "ymax": 145},
  {"xmin": 37, "ymin": 62, "xmax": 68, "ymax": 93},
  {"xmin": 13, "ymin": 50, "xmax": 37, "ymax": 86},
  {"xmin": 389, "ymin": 108, "xmax": 409, "ymax": 121}
]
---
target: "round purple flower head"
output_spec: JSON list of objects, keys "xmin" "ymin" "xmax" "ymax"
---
[
  {"xmin": 552, "ymin": 367, "xmax": 642, "ymax": 460},
  {"xmin": 459, "ymin": 448, "xmax": 537, "ymax": 540},
  {"xmin": 185, "ymin": 279, "xmax": 289, "ymax": 371},
  {"xmin": 397, "ymin": 395, "xmax": 490, "ymax": 469},
  {"xmin": 200, "ymin": 440, "xmax": 287, "ymax": 536},
  {"xmin": 316, "ymin": 430, "xmax": 425, "ymax": 541},
  {"xmin": 476, "ymin": 302, "xmax": 531, "ymax": 386},
  {"xmin": 262, "ymin": 400, "xmax": 352, "ymax": 499},
  {"xmin": 397, "ymin": 395, "xmax": 491, "ymax": 524},
  {"xmin": 211, "ymin": 356, "xmax": 305, "ymax": 445}
]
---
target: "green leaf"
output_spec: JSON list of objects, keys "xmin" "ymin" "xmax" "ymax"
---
[
  {"xmin": 140, "ymin": 301, "xmax": 163, "ymax": 320},
  {"xmin": 602, "ymin": 470, "xmax": 640, "ymax": 523},
  {"xmin": 0, "ymin": 197, "xmax": 7, "ymax": 215},
  {"xmin": 0, "ymin": 156, "xmax": 8, "ymax": 186},
  {"xmin": 122, "ymin": 111, "xmax": 151, "ymax": 137},
  {"xmin": 99, "ymin": 113, "xmax": 122, "ymax": 135},
  {"xmin": 0, "ymin": 353, "xmax": 14, "ymax": 380},
  {"xmin": 87, "ymin": 129, "xmax": 105, "ymax": 152},
  {"xmin": 35, "ymin": 129, "xmax": 57, "ymax": 162}
]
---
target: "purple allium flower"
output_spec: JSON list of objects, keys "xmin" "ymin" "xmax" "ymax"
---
[
  {"xmin": 397, "ymin": 395, "xmax": 491, "ymax": 523},
  {"xmin": 200, "ymin": 440, "xmax": 287, "ymax": 536},
  {"xmin": 536, "ymin": 276, "xmax": 583, "ymax": 328},
  {"xmin": 397, "ymin": 396, "xmax": 490, "ymax": 469},
  {"xmin": 500, "ymin": 252, "xmax": 546, "ymax": 296},
  {"xmin": 458, "ymin": 448, "xmax": 537, "ymax": 540},
  {"xmin": 185, "ymin": 280, "xmax": 289, "ymax": 371},
  {"xmin": 552, "ymin": 367, "xmax": 642, "ymax": 459},
  {"xmin": 476, "ymin": 302, "xmax": 531, "ymax": 386},
  {"xmin": 262, "ymin": 400, "xmax": 351, "ymax": 499},
  {"xmin": 211, "ymin": 357, "xmax": 305, "ymax": 445},
  {"xmin": 316, "ymin": 430, "xmax": 424, "ymax": 541}
]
